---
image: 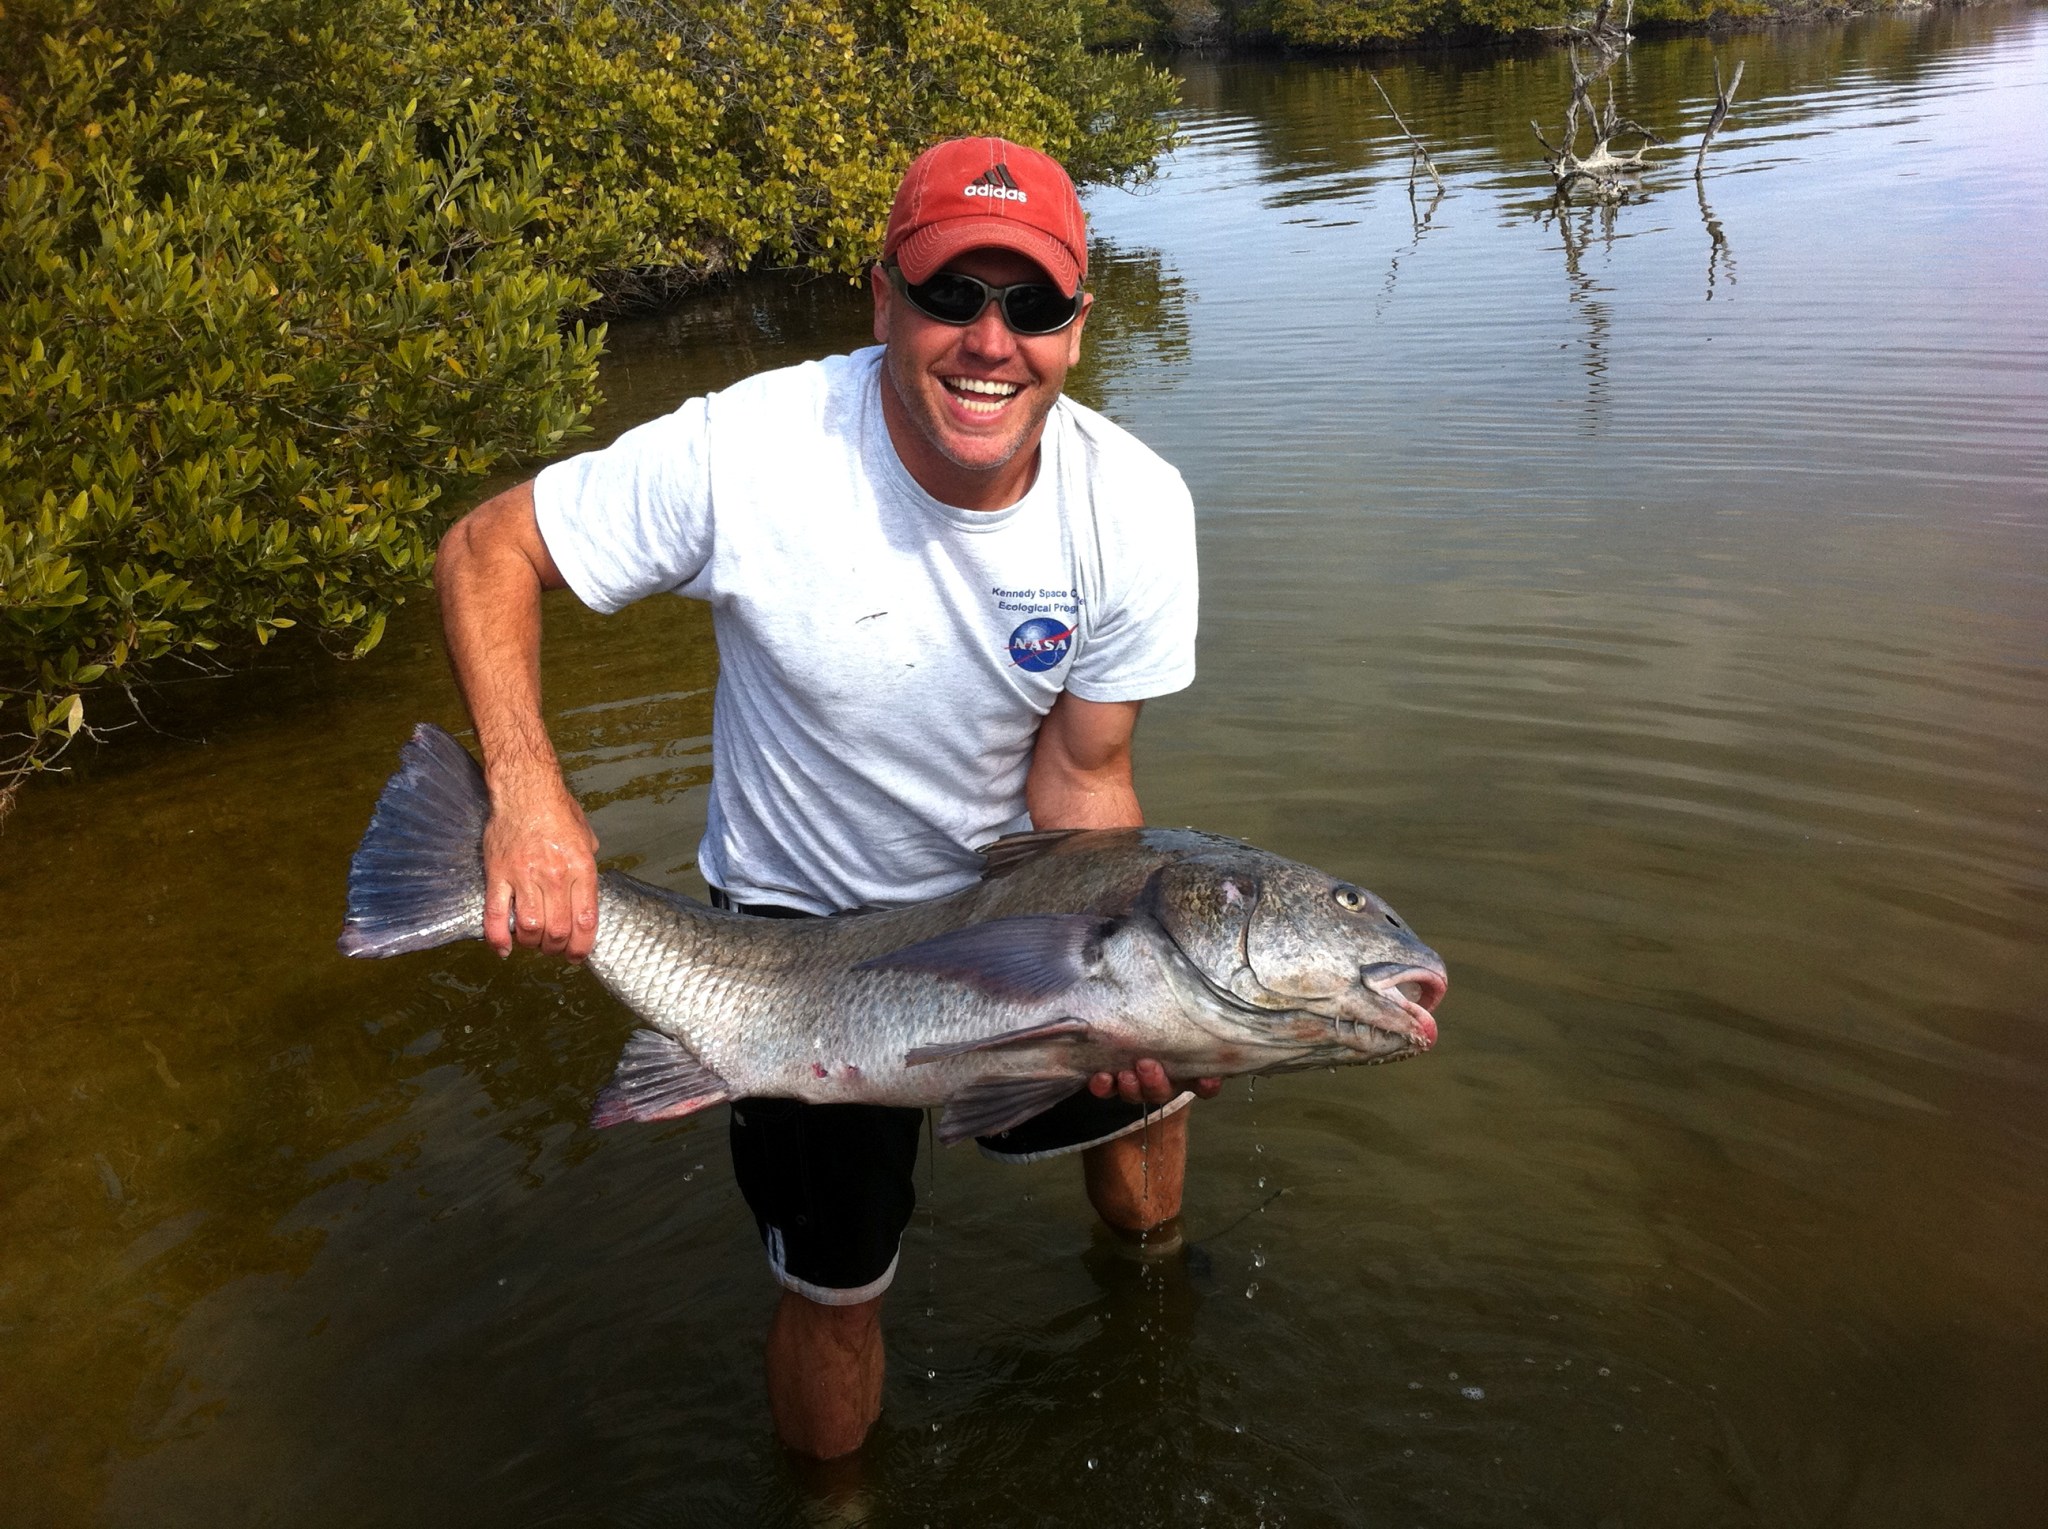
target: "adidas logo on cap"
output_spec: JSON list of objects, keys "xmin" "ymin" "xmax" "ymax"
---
[{"xmin": 962, "ymin": 164, "xmax": 1028, "ymax": 203}]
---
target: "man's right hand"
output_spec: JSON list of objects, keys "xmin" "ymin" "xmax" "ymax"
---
[{"xmin": 481, "ymin": 776, "xmax": 600, "ymax": 962}]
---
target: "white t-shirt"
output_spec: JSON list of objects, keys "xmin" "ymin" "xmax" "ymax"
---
[{"xmin": 533, "ymin": 345, "xmax": 1197, "ymax": 914}]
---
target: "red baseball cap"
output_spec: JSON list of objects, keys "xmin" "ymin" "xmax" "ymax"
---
[{"xmin": 883, "ymin": 138, "xmax": 1088, "ymax": 296}]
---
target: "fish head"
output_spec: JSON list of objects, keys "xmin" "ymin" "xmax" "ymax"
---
[{"xmin": 1143, "ymin": 851, "xmax": 1446, "ymax": 1063}]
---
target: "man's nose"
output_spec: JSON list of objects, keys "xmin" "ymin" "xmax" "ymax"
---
[{"xmin": 959, "ymin": 301, "xmax": 1018, "ymax": 359}]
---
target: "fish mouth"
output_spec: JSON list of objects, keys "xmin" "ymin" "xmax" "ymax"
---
[{"xmin": 1356, "ymin": 963, "xmax": 1447, "ymax": 1052}]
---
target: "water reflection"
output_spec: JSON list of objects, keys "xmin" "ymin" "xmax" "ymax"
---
[
  {"xmin": 1373, "ymin": 181, "xmax": 1446, "ymax": 319},
  {"xmin": 1065, "ymin": 243, "xmax": 1194, "ymax": 411},
  {"xmin": 1697, "ymin": 177, "xmax": 1735, "ymax": 300},
  {"xmin": 1538, "ymin": 196, "xmax": 1619, "ymax": 424}
]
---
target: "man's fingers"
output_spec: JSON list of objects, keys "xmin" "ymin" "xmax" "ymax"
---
[
  {"xmin": 1132, "ymin": 1058, "xmax": 1177, "ymax": 1106},
  {"xmin": 1080, "ymin": 1067, "xmax": 1216, "ymax": 1106},
  {"xmin": 566, "ymin": 868, "xmax": 598, "ymax": 964},
  {"xmin": 1103, "ymin": 1060, "xmax": 1218, "ymax": 1107},
  {"xmin": 513, "ymin": 869, "xmax": 548, "ymax": 951},
  {"xmin": 484, "ymin": 878, "xmax": 514, "ymax": 958},
  {"xmin": 538, "ymin": 866, "xmax": 575, "ymax": 956},
  {"xmin": 475, "ymin": 777, "xmax": 603, "ymax": 963}
]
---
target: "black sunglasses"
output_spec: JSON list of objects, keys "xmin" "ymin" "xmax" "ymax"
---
[{"xmin": 886, "ymin": 264, "xmax": 1084, "ymax": 336}]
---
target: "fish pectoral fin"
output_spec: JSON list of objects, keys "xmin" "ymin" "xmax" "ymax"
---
[
  {"xmin": 936, "ymin": 1074, "xmax": 1086, "ymax": 1146},
  {"xmin": 590, "ymin": 1029, "xmax": 732, "ymax": 1129},
  {"xmin": 904, "ymin": 1018, "xmax": 1095, "ymax": 1066},
  {"xmin": 854, "ymin": 915, "xmax": 1114, "ymax": 1001}
]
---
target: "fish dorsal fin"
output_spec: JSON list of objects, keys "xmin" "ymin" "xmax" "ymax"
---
[
  {"xmin": 590, "ymin": 1030, "xmax": 731, "ymax": 1128},
  {"xmin": 854, "ymin": 915, "xmax": 1113, "ymax": 1000},
  {"xmin": 936, "ymin": 1075, "xmax": 1087, "ymax": 1146},
  {"xmin": 904, "ymin": 1018, "xmax": 1095, "ymax": 1067},
  {"xmin": 976, "ymin": 829, "xmax": 1089, "ymax": 880},
  {"xmin": 600, "ymin": 869, "xmax": 713, "ymax": 913}
]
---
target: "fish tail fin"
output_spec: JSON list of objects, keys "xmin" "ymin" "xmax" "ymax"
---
[{"xmin": 339, "ymin": 724, "xmax": 491, "ymax": 958}]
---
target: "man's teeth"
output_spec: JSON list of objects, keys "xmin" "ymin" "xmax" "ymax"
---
[{"xmin": 946, "ymin": 377, "xmax": 1018, "ymax": 413}]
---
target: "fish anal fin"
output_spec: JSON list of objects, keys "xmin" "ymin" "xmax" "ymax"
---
[
  {"xmin": 936, "ymin": 1075, "xmax": 1086, "ymax": 1146},
  {"xmin": 591, "ymin": 1029, "xmax": 732, "ymax": 1129},
  {"xmin": 855, "ymin": 915, "xmax": 1112, "ymax": 1001},
  {"xmin": 905, "ymin": 1018, "xmax": 1094, "ymax": 1067}
]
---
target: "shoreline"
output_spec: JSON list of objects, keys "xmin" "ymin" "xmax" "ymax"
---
[{"xmin": 1105, "ymin": 0, "xmax": 1995, "ymax": 59}]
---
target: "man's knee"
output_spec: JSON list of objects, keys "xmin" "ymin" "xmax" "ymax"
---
[{"xmin": 777, "ymin": 1288, "xmax": 884, "ymax": 1344}]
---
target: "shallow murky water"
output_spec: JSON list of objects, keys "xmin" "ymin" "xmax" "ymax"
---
[{"xmin": 5, "ymin": 6, "xmax": 2045, "ymax": 1524}]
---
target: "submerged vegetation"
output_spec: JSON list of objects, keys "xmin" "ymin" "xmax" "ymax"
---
[{"xmin": 0, "ymin": 0, "xmax": 1179, "ymax": 803}]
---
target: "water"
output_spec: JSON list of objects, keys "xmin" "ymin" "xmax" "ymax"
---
[{"xmin": 5, "ymin": 6, "xmax": 2046, "ymax": 1523}]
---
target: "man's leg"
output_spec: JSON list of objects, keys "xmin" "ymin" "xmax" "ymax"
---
[
  {"xmin": 1082, "ymin": 1105, "xmax": 1188, "ymax": 1235},
  {"xmin": 730, "ymin": 1095, "xmax": 922, "ymax": 1460},
  {"xmin": 766, "ymin": 1289, "xmax": 886, "ymax": 1459}
]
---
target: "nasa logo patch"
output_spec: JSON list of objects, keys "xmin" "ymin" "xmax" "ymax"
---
[{"xmin": 1007, "ymin": 616, "xmax": 1075, "ymax": 673}]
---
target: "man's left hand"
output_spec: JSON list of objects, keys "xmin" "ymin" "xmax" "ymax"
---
[{"xmin": 1088, "ymin": 1057, "xmax": 1223, "ymax": 1108}]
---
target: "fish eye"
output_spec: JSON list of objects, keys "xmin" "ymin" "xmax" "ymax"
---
[{"xmin": 1332, "ymin": 884, "xmax": 1366, "ymax": 912}]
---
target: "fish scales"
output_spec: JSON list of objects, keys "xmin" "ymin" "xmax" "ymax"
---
[{"xmin": 341, "ymin": 725, "xmax": 1448, "ymax": 1143}]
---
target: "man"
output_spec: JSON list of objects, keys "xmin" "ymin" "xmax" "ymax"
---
[{"xmin": 434, "ymin": 137, "xmax": 1213, "ymax": 1459}]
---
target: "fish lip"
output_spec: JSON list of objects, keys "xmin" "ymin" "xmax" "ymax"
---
[{"xmin": 1331, "ymin": 1010, "xmax": 1434, "ymax": 1056}]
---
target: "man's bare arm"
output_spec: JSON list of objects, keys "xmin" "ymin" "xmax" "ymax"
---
[
  {"xmin": 1026, "ymin": 693, "xmax": 1222, "ymax": 1106},
  {"xmin": 436, "ymin": 480, "xmax": 600, "ymax": 961}
]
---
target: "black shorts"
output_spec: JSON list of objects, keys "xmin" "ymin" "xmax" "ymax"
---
[{"xmin": 714, "ymin": 889, "xmax": 1193, "ymax": 1304}]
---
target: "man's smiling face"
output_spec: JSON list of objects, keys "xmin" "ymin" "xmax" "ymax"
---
[{"xmin": 871, "ymin": 247, "xmax": 1091, "ymax": 511}]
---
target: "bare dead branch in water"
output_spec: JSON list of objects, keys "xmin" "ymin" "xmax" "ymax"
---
[
  {"xmin": 1695, "ymin": 57, "xmax": 1746, "ymax": 179},
  {"xmin": 1533, "ymin": 47, "xmax": 1659, "ymax": 202},
  {"xmin": 1368, "ymin": 71, "xmax": 1445, "ymax": 194}
]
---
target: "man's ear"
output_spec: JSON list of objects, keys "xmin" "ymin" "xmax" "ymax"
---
[
  {"xmin": 871, "ymin": 264, "xmax": 893, "ymax": 344},
  {"xmin": 1064, "ymin": 291, "xmax": 1093, "ymax": 367}
]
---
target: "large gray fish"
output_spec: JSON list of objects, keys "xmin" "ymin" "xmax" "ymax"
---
[{"xmin": 341, "ymin": 725, "xmax": 1447, "ymax": 1143}]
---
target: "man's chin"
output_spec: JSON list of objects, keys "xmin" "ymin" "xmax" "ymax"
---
[{"xmin": 932, "ymin": 431, "xmax": 1029, "ymax": 475}]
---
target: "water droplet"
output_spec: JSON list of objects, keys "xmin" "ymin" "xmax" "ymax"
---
[
  {"xmin": 1598, "ymin": 1366, "xmax": 1611, "ymax": 1376},
  {"xmin": 1256, "ymin": 1176, "xmax": 1266, "ymax": 1189},
  {"xmin": 1462, "ymin": 1386, "xmax": 1485, "ymax": 1401},
  {"xmin": 1087, "ymin": 1458, "xmax": 1099, "ymax": 1470},
  {"xmin": 1612, "ymin": 1423, "xmax": 1624, "ymax": 1433},
  {"xmin": 1408, "ymin": 1381, "xmax": 1422, "ymax": 1390},
  {"xmin": 1251, "ymin": 1250, "xmax": 1267, "ymax": 1269},
  {"xmin": 1448, "ymin": 1371, "xmax": 1459, "ymax": 1380},
  {"xmin": 1245, "ymin": 1282, "xmax": 1260, "ymax": 1298}
]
